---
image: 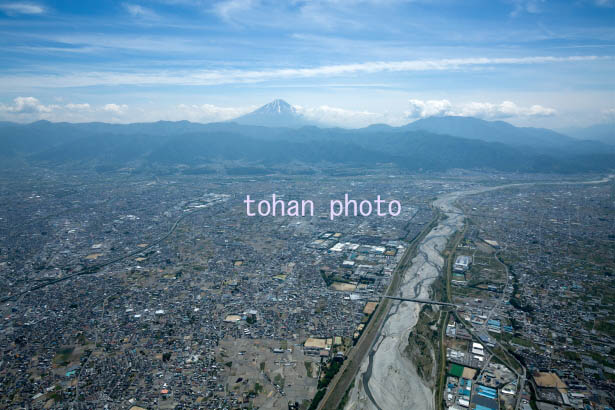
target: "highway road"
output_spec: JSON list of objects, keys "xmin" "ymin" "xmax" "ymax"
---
[{"xmin": 381, "ymin": 296, "xmax": 457, "ymax": 307}]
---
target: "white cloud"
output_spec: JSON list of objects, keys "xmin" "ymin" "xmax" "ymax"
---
[
  {"xmin": 123, "ymin": 3, "xmax": 159, "ymax": 18},
  {"xmin": 594, "ymin": 0, "xmax": 614, "ymax": 7},
  {"xmin": 405, "ymin": 99, "xmax": 556, "ymax": 120},
  {"xmin": 65, "ymin": 103, "xmax": 91, "ymax": 111},
  {"xmin": 213, "ymin": 0, "xmax": 256, "ymax": 21},
  {"xmin": 0, "ymin": 55, "xmax": 603, "ymax": 88},
  {"xmin": 405, "ymin": 99, "xmax": 453, "ymax": 118},
  {"xmin": 457, "ymin": 101, "xmax": 556, "ymax": 119},
  {"xmin": 0, "ymin": 98, "xmax": 99, "ymax": 122},
  {"xmin": 103, "ymin": 103, "xmax": 128, "ymax": 114},
  {"xmin": 0, "ymin": 2, "xmax": 45, "ymax": 15},
  {"xmin": 296, "ymin": 104, "xmax": 385, "ymax": 127},
  {"xmin": 175, "ymin": 103, "xmax": 253, "ymax": 122},
  {"xmin": 0, "ymin": 96, "xmax": 57, "ymax": 113}
]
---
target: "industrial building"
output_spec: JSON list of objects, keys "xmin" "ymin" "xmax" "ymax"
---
[{"xmin": 453, "ymin": 255, "xmax": 472, "ymax": 272}]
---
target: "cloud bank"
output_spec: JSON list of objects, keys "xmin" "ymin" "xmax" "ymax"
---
[
  {"xmin": 0, "ymin": 97, "xmax": 127, "ymax": 122},
  {"xmin": 0, "ymin": 96, "xmax": 562, "ymax": 126},
  {"xmin": 0, "ymin": 97, "xmax": 58, "ymax": 113},
  {"xmin": 405, "ymin": 99, "xmax": 556, "ymax": 120},
  {"xmin": 175, "ymin": 103, "xmax": 254, "ymax": 122},
  {"xmin": 296, "ymin": 105, "xmax": 385, "ymax": 128}
]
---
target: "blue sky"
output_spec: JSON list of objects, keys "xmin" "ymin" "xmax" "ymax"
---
[{"xmin": 0, "ymin": 0, "xmax": 613, "ymax": 127}]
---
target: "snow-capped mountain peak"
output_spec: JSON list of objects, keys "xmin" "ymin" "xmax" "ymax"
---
[
  {"xmin": 257, "ymin": 99, "xmax": 295, "ymax": 114},
  {"xmin": 232, "ymin": 99, "xmax": 313, "ymax": 128}
]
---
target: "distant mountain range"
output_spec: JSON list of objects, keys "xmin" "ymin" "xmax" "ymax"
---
[
  {"xmin": 404, "ymin": 116, "xmax": 577, "ymax": 149},
  {"xmin": 231, "ymin": 99, "xmax": 613, "ymax": 150},
  {"xmin": 0, "ymin": 99, "xmax": 613, "ymax": 174}
]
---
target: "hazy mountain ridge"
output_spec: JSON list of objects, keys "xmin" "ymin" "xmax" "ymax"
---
[
  {"xmin": 1, "ymin": 112, "xmax": 614, "ymax": 174},
  {"xmin": 399, "ymin": 116, "xmax": 609, "ymax": 154},
  {"xmin": 403, "ymin": 116, "xmax": 573, "ymax": 145}
]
